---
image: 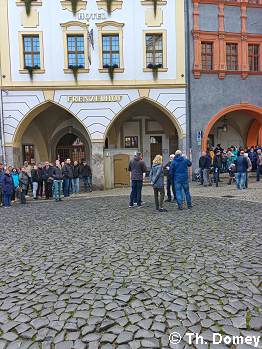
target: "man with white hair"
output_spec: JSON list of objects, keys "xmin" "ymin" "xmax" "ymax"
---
[{"xmin": 170, "ymin": 150, "xmax": 192, "ymax": 210}]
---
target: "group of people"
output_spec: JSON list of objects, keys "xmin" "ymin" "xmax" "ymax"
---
[
  {"xmin": 198, "ymin": 144, "xmax": 262, "ymax": 189},
  {"xmin": 128, "ymin": 151, "xmax": 192, "ymax": 212},
  {"xmin": 0, "ymin": 159, "xmax": 92, "ymax": 207}
]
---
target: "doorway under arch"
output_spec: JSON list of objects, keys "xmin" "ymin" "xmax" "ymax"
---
[
  {"xmin": 202, "ymin": 104, "xmax": 262, "ymax": 151},
  {"xmin": 12, "ymin": 102, "xmax": 91, "ymax": 165}
]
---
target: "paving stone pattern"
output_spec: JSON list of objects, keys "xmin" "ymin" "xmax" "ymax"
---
[{"xmin": 0, "ymin": 196, "xmax": 261, "ymax": 349}]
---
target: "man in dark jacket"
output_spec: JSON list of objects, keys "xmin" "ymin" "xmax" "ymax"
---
[
  {"xmin": 199, "ymin": 151, "xmax": 212, "ymax": 186},
  {"xmin": 72, "ymin": 161, "xmax": 80, "ymax": 194},
  {"xmin": 62, "ymin": 158, "xmax": 73, "ymax": 197},
  {"xmin": 128, "ymin": 152, "xmax": 147, "ymax": 208},
  {"xmin": 256, "ymin": 149, "xmax": 262, "ymax": 181},
  {"xmin": 234, "ymin": 150, "xmax": 249, "ymax": 190},
  {"xmin": 80, "ymin": 160, "xmax": 92, "ymax": 192},
  {"xmin": 42, "ymin": 161, "xmax": 54, "ymax": 199},
  {"xmin": 164, "ymin": 154, "xmax": 176, "ymax": 202},
  {"xmin": 53, "ymin": 160, "xmax": 63, "ymax": 201},
  {"xmin": 170, "ymin": 150, "xmax": 192, "ymax": 210},
  {"xmin": 1, "ymin": 169, "xmax": 14, "ymax": 207}
]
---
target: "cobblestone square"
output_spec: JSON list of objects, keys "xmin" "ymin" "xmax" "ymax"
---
[{"xmin": 0, "ymin": 186, "xmax": 261, "ymax": 349}]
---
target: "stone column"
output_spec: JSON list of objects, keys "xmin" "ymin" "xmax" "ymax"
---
[{"xmin": 91, "ymin": 141, "xmax": 105, "ymax": 190}]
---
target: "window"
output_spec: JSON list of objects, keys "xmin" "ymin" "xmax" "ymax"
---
[
  {"xmin": 226, "ymin": 43, "xmax": 238, "ymax": 71},
  {"xmin": 201, "ymin": 42, "xmax": 213, "ymax": 71},
  {"xmin": 124, "ymin": 137, "xmax": 138, "ymax": 148},
  {"xmin": 146, "ymin": 33, "xmax": 163, "ymax": 67},
  {"xmin": 22, "ymin": 35, "xmax": 40, "ymax": 69},
  {"xmin": 102, "ymin": 34, "xmax": 120, "ymax": 68},
  {"xmin": 248, "ymin": 44, "xmax": 259, "ymax": 72},
  {"xmin": 67, "ymin": 35, "xmax": 85, "ymax": 68},
  {"xmin": 23, "ymin": 145, "xmax": 35, "ymax": 163},
  {"xmin": 60, "ymin": 21, "xmax": 89, "ymax": 73},
  {"xmin": 96, "ymin": 21, "xmax": 124, "ymax": 72}
]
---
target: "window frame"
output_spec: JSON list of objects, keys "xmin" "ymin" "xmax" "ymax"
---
[
  {"xmin": 201, "ymin": 41, "xmax": 214, "ymax": 71},
  {"xmin": 18, "ymin": 31, "xmax": 45, "ymax": 74},
  {"xmin": 67, "ymin": 34, "xmax": 85, "ymax": 69},
  {"xmin": 96, "ymin": 21, "xmax": 124, "ymax": 73},
  {"xmin": 248, "ymin": 44, "xmax": 260, "ymax": 72},
  {"xmin": 226, "ymin": 42, "xmax": 239, "ymax": 71},
  {"xmin": 60, "ymin": 21, "xmax": 89, "ymax": 73},
  {"xmin": 102, "ymin": 33, "xmax": 120, "ymax": 68},
  {"xmin": 143, "ymin": 30, "xmax": 168, "ymax": 72}
]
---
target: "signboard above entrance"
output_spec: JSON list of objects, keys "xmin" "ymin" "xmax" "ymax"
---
[{"xmin": 67, "ymin": 95, "xmax": 123, "ymax": 103}]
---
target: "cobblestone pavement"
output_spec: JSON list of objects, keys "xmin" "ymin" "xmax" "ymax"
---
[{"xmin": 0, "ymin": 192, "xmax": 261, "ymax": 349}]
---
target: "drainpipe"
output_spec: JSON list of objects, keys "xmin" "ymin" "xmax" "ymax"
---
[
  {"xmin": 185, "ymin": 0, "xmax": 192, "ymax": 160},
  {"xmin": 0, "ymin": 53, "xmax": 6, "ymax": 165}
]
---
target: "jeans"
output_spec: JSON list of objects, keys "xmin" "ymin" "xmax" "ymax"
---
[
  {"xmin": 175, "ymin": 181, "xmax": 192, "ymax": 209},
  {"xmin": 72, "ymin": 178, "xmax": 80, "ymax": 194},
  {"xmin": 154, "ymin": 187, "xmax": 165, "ymax": 209},
  {"xmin": 203, "ymin": 169, "xmax": 211, "ymax": 186},
  {"xmin": 20, "ymin": 189, "xmax": 26, "ymax": 204},
  {"xmin": 257, "ymin": 165, "xmax": 262, "ymax": 181},
  {"xmin": 3, "ymin": 194, "xmax": 11, "ymax": 207},
  {"xmin": 166, "ymin": 176, "xmax": 176, "ymax": 200},
  {"xmin": 53, "ymin": 180, "xmax": 62, "ymax": 200},
  {"xmin": 44, "ymin": 181, "xmax": 53, "ymax": 199},
  {"xmin": 63, "ymin": 178, "xmax": 71, "ymax": 197},
  {"xmin": 37, "ymin": 180, "xmax": 43, "ymax": 197},
  {"xmin": 32, "ymin": 182, "xmax": 38, "ymax": 198},
  {"xmin": 213, "ymin": 168, "xmax": 220, "ymax": 187},
  {"xmin": 83, "ymin": 176, "xmax": 92, "ymax": 192},
  {"xmin": 129, "ymin": 180, "xmax": 143, "ymax": 206},
  {"xmin": 236, "ymin": 172, "xmax": 247, "ymax": 190}
]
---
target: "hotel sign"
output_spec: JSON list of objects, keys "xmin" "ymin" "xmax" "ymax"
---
[{"xmin": 67, "ymin": 95, "xmax": 122, "ymax": 103}]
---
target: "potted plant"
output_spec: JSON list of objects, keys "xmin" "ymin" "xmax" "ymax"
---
[
  {"xmin": 25, "ymin": 65, "xmax": 40, "ymax": 80},
  {"xmin": 70, "ymin": 0, "xmax": 79, "ymax": 15},
  {"xmin": 147, "ymin": 63, "xmax": 163, "ymax": 80},
  {"xmin": 24, "ymin": 0, "xmax": 32, "ymax": 16},
  {"xmin": 103, "ymin": 63, "xmax": 118, "ymax": 82},
  {"xmin": 106, "ymin": 0, "xmax": 113, "ymax": 15},
  {"xmin": 69, "ymin": 65, "xmax": 83, "ymax": 82}
]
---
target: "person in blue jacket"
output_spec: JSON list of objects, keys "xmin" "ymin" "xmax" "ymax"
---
[
  {"xmin": 170, "ymin": 150, "xmax": 192, "ymax": 210},
  {"xmin": 1, "ymin": 169, "xmax": 14, "ymax": 207},
  {"xmin": 10, "ymin": 167, "xmax": 20, "ymax": 201}
]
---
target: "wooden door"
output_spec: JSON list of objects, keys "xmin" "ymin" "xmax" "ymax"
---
[
  {"xmin": 150, "ymin": 136, "xmax": 163, "ymax": 164},
  {"xmin": 114, "ymin": 154, "xmax": 130, "ymax": 187}
]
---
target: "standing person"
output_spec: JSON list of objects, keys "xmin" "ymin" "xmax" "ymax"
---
[
  {"xmin": 244, "ymin": 153, "xmax": 252, "ymax": 188},
  {"xmin": 150, "ymin": 155, "xmax": 167, "ymax": 212},
  {"xmin": 227, "ymin": 151, "xmax": 235, "ymax": 185},
  {"xmin": 31, "ymin": 165, "xmax": 40, "ymax": 200},
  {"xmin": 10, "ymin": 168, "xmax": 20, "ymax": 201},
  {"xmin": 234, "ymin": 150, "xmax": 249, "ymax": 190},
  {"xmin": 62, "ymin": 159, "xmax": 73, "ymax": 197},
  {"xmin": 170, "ymin": 150, "xmax": 192, "ymax": 210},
  {"xmin": 80, "ymin": 160, "xmax": 92, "ymax": 192},
  {"xmin": 0, "ymin": 163, "xmax": 5, "ymax": 206},
  {"xmin": 36, "ymin": 163, "xmax": 44, "ymax": 198},
  {"xmin": 72, "ymin": 161, "xmax": 80, "ymax": 194},
  {"xmin": 248, "ymin": 147, "xmax": 257, "ymax": 171},
  {"xmin": 19, "ymin": 167, "xmax": 29, "ymax": 204},
  {"xmin": 199, "ymin": 151, "xmax": 211, "ymax": 187},
  {"xmin": 1, "ymin": 169, "xmax": 14, "ymax": 207},
  {"xmin": 24, "ymin": 161, "xmax": 32, "ymax": 195},
  {"xmin": 128, "ymin": 152, "xmax": 147, "ymax": 208},
  {"xmin": 42, "ymin": 161, "xmax": 53, "ymax": 200},
  {"xmin": 256, "ymin": 149, "xmax": 262, "ymax": 181},
  {"xmin": 53, "ymin": 160, "xmax": 63, "ymax": 202},
  {"xmin": 164, "ymin": 154, "xmax": 176, "ymax": 202},
  {"xmin": 213, "ymin": 150, "xmax": 222, "ymax": 187}
]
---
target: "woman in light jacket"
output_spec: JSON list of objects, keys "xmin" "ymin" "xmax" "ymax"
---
[{"xmin": 149, "ymin": 155, "xmax": 167, "ymax": 212}]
